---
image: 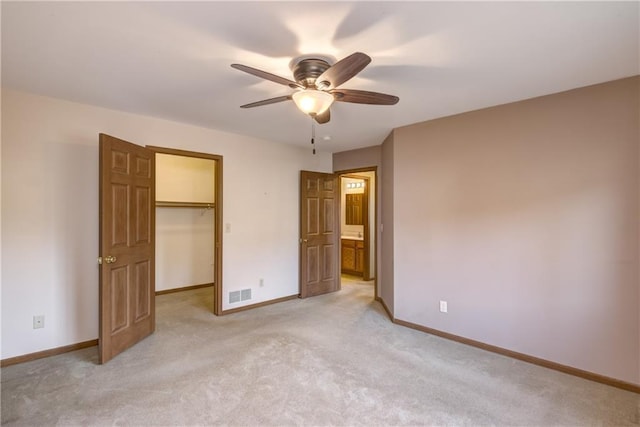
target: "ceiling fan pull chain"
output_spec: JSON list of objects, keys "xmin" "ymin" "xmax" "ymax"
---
[{"xmin": 311, "ymin": 116, "xmax": 316, "ymax": 155}]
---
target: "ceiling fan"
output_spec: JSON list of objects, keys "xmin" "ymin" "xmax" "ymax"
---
[{"xmin": 231, "ymin": 52, "xmax": 399, "ymax": 124}]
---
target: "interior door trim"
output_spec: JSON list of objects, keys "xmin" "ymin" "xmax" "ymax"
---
[
  {"xmin": 146, "ymin": 145, "xmax": 224, "ymax": 316},
  {"xmin": 335, "ymin": 166, "xmax": 378, "ymax": 299}
]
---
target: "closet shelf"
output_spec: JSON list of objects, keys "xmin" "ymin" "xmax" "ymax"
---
[{"xmin": 156, "ymin": 201, "xmax": 214, "ymax": 209}]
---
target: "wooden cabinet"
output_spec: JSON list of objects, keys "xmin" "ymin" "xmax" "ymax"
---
[{"xmin": 341, "ymin": 238, "xmax": 365, "ymax": 276}]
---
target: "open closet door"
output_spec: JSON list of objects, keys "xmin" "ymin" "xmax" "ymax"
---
[
  {"xmin": 299, "ymin": 171, "xmax": 339, "ymax": 298},
  {"xmin": 98, "ymin": 133, "xmax": 155, "ymax": 363}
]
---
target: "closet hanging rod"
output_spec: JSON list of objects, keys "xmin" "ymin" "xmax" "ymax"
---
[{"xmin": 155, "ymin": 201, "xmax": 214, "ymax": 209}]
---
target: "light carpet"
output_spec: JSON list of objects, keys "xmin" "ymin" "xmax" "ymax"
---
[{"xmin": 1, "ymin": 278, "xmax": 638, "ymax": 426}]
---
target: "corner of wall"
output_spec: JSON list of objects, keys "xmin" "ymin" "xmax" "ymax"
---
[{"xmin": 380, "ymin": 131, "xmax": 395, "ymax": 315}]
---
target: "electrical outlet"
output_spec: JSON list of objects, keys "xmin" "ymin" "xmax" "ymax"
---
[
  {"xmin": 33, "ymin": 315, "xmax": 45, "ymax": 329},
  {"xmin": 259, "ymin": 278, "xmax": 264, "ymax": 287},
  {"xmin": 439, "ymin": 301, "xmax": 448, "ymax": 313}
]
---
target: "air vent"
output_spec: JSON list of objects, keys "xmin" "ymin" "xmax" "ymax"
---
[
  {"xmin": 229, "ymin": 291, "xmax": 241, "ymax": 304},
  {"xmin": 229, "ymin": 289, "xmax": 252, "ymax": 304}
]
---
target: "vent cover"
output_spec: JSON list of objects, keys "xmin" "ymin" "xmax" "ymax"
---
[
  {"xmin": 229, "ymin": 290, "xmax": 241, "ymax": 304},
  {"xmin": 229, "ymin": 289, "xmax": 252, "ymax": 304}
]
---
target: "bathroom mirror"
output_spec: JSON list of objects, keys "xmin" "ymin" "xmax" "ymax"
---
[{"xmin": 345, "ymin": 193, "xmax": 363, "ymax": 225}]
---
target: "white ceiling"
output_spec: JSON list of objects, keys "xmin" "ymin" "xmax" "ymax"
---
[{"xmin": 2, "ymin": 1, "xmax": 638, "ymax": 153}]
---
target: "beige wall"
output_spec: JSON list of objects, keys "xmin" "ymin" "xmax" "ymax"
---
[
  {"xmin": 1, "ymin": 89, "xmax": 331, "ymax": 360},
  {"xmin": 156, "ymin": 207, "xmax": 214, "ymax": 291},
  {"xmin": 156, "ymin": 154, "xmax": 215, "ymax": 203},
  {"xmin": 333, "ymin": 145, "xmax": 382, "ymax": 173},
  {"xmin": 391, "ymin": 76, "xmax": 639, "ymax": 384}
]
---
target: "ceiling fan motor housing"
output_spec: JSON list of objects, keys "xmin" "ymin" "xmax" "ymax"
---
[{"xmin": 292, "ymin": 58, "xmax": 331, "ymax": 88}]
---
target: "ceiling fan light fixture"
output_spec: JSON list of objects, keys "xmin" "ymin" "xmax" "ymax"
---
[{"xmin": 292, "ymin": 89, "xmax": 334, "ymax": 116}]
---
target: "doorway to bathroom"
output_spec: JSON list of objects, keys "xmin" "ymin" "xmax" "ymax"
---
[{"xmin": 337, "ymin": 168, "xmax": 377, "ymax": 298}]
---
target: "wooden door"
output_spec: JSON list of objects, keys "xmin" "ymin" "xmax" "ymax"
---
[
  {"xmin": 299, "ymin": 171, "xmax": 339, "ymax": 298},
  {"xmin": 99, "ymin": 133, "xmax": 155, "ymax": 363}
]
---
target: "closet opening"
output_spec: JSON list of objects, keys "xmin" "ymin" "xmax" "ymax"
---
[{"xmin": 148, "ymin": 146, "xmax": 223, "ymax": 315}]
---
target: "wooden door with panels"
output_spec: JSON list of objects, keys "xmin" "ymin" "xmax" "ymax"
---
[
  {"xmin": 299, "ymin": 171, "xmax": 340, "ymax": 298},
  {"xmin": 98, "ymin": 133, "xmax": 155, "ymax": 364}
]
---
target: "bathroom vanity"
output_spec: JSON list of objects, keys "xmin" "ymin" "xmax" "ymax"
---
[{"xmin": 341, "ymin": 237, "xmax": 365, "ymax": 276}]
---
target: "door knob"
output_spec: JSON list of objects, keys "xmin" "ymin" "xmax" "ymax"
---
[
  {"xmin": 299, "ymin": 238, "xmax": 308, "ymax": 243},
  {"xmin": 104, "ymin": 255, "xmax": 117, "ymax": 264}
]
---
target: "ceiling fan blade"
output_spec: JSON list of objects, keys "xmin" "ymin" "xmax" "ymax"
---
[
  {"xmin": 315, "ymin": 52, "xmax": 371, "ymax": 90},
  {"xmin": 231, "ymin": 64, "xmax": 303, "ymax": 89},
  {"xmin": 240, "ymin": 95, "xmax": 292, "ymax": 108},
  {"xmin": 314, "ymin": 109, "xmax": 330, "ymax": 124},
  {"xmin": 331, "ymin": 89, "xmax": 399, "ymax": 105}
]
